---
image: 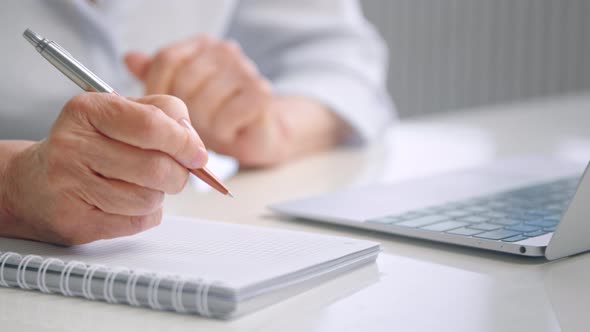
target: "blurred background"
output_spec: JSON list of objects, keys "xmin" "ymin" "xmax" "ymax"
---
[{"xmin": 362, "ymin": 0, "xmax": 590, "ymax": 117}]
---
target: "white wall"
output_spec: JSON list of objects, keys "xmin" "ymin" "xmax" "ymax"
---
[{"xmin": 362, "ymin": 0, "xmax": 590, "ymax": 117}]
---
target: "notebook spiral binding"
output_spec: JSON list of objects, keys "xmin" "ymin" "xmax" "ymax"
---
[{"xmin": 0, "ymin": 251, "xmax": 214, "ymax": 317}]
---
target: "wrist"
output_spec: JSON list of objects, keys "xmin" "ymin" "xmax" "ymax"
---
[
  {"xmin": 271, "ymin": 96, "xmax": 351, "ymax": 159},
  {"xmin": 0, "ymin": 141, "xmax": 35, "ymax": 226}
]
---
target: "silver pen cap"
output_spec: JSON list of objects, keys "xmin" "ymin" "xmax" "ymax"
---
[{"xmin": 23, "ymin": 28, "xmax": 115, "ymax": 93}]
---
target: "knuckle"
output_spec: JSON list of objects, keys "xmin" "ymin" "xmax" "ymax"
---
[
  {"xmin": 128, "ymin": 215, "xmax": 147, "ymax": 234},
  {"xmin": 241, "ymin": 79, "xmax": 272, "ymax": 106},
  {"xmin": 236, "ymin": 58, "xmax": 258, "ymax": 77},
  {"xmin": 253, "ymin": 79, "xmax": 272, "ymax": 96},
  {"xmin": 63, "ymin": 93, "xmax": 91, "ymax": 114},
  {"xmin": 140, "ymin": 190, "xmax": 165, "ymax": 213},
  {"xmin": 64, "ymin": 93, "xmax": 127, "ymax": 127},
  {"xmin": 62, "ymin": 94, "xmax": 94, "ymax": 123},
  {"xmin": 216, "ymin": 129, "xmax": 234, "ymax": 145},
  {"xmin": 146, "ymin": 155, "xmax": 173, "ymax": 188},
  {"xmin": 128, "ymin": 211, "xmax": 162, "ymax": 234},
  {"xmin": 149, "ymin": 209, "xmax": 164, "ymax": 226},
  {"xmin": 221, "ymin": 40, "xmax": 241, "ymax": 55},
  {"xmin": 170, "ymin": 172, "xmax": 190, "ymax": 194},
  {"xmin": 153, "ymin": 209, "xmax": 164, "ymax": 225},
  {"xmin": 154, "ymin": 47, "xmax": 181, "ymax": 64},
  {"xmin": 216, "ymin": 41, "xmax": 236, "ymax": 56},
  {"xmin": 158, "ymin": 95, "xmax": 188, "ymax": 114},
  {"xmin": 136, "ymin": 105, "xmax": 161, "ymax": 134},
  {"xmin": 195, "ymin": 34, "xmax": 215, "ymax": 46},
  {"xmin": 174, "ymin": 124, "xmax": 195, "ymax": 162}
]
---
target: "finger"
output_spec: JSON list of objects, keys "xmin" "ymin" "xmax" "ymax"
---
[
  {"xmin": 132, "ymin": 94, "xmax": 210, "ymax": 166},
  {"xmin": 83, "ymin": 134, "xmax": 189, "ymax": 194},
  {"xmin": 80, "ymin": 175, "xmax": 165, "ymax": 216},
  {"xmin": 124, "ymin": 51, "xmax": 152, "ymax": 81},
  {"xmin": 186, "ymin": 65, "xmax": 245, "ymax": 130},
  {"xmin": 210, "ymin": 83, "xmax": 270, "ymax": 143},
  {"xmin": 144, "ymin": 39, "xmax": 204, "ymax": 95},
  {"xmin": 90, "ymin": 208, "xmax": 163, "ymax": 241},
  {"xmin": 170, "ymin": 40, "xmax": 220, "ymax": 100},
  {"xmin": 133, "ymin": 94, "xmax": 198, "ymax": 128},
  {"xmin": 69, "ymin": 93, "xmax": 207, "ymax": 170}
]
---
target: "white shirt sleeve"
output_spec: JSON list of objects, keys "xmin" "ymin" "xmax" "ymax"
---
[{"xmin": 225, "ymin": 0, "xmax": 396, "ymax": 143}]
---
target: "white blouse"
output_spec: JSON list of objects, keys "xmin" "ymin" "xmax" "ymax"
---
[{"xmin": 0, "ymin": 0, "xmax": 394, "ymax": 142}]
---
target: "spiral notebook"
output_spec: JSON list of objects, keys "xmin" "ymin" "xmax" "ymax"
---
[{"xmin": 0, "ymin": 216, "xmax": 379, "ymax": 319}]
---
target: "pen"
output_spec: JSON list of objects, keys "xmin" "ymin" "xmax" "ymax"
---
[{"xmin": 23, "ymin": 28, "xmax": 233, "ymax": 197}]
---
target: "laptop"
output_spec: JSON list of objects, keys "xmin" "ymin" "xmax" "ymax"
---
[{"xmin": 269, "ymin": 157, "xmax": 590, "ymax": 260}]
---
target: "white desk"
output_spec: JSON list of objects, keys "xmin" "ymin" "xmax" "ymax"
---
[{"xmin": 2, "ymin": 94, "xmax": 590, "ymax": 332}]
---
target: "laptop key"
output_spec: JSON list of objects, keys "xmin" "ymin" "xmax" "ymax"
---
[
  {"xmin": 545, "ymin": 205, "xmax": 566, "ymax": 212},
  {"xmin": 544, "ymin": 226, "xmax": 557, "ymax": 232},
  {"xmin": 396, "ymin": 215, "xmax": 450, "ymax": 228},
  {"xmin": 502, "ymin": 207, "xmax": 529, "ymax": 215},
  {"xmin": 474, "ymin": 229, "xmax": 521, "ymax": 240},
  {"xmin": 507, "ymin": 214, "xmax": 541, "ymax": 222},
  {"xmin": 469, "ymin": 223, "xmax": 502, "ymax": 231},
  {"xmin": 421, "ymin": 221, "xmax": 470, "ymax": 232},
  {"xmin": 506, "ymin": 224, "xmax": 540, "ymax": 233},
  {"xmin": 456, "ymin": 216, "xmax": 490, "ymax": 224},
  {"xmin": 397, "ymin": 211, "xmax": 427, "ymax": 220},
  {"xmin": 364, "ymin": 177, "xmax": 575, "ymax": 245},
  {"xmin": 490, "ymin": 218, "xmax": 522, "ymax": 226},
  {"xmin": 543, "ymin": 215, "xmax": 563, "ymax": 221},
  {"xmin": 525, "ymin": 219, "xmax": 557, "ymax": 228},
  {"xmin": 525, "ymin": 210, "xmax": 555, "ymax": 218},
  {"xmin": 481, "ymin": 211, "xmax": 510, "ymax": 219}
]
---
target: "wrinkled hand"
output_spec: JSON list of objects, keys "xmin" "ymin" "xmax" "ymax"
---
[
  {"xmin": 2, "ymin": 93, "xmax": 207, "ymax": 245},
  {"xmin": 124, "ymin": 36, "xmax": 292, "ymax": 166}
]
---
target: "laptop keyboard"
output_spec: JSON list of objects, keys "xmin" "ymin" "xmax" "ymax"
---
[{"xmin": 366, "ymin": 177, "xmax": 580, "ymax": 242}]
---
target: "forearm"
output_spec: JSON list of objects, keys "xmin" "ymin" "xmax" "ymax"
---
[
  {"xmin": 274, "ymin": 96, "xmax": 352, "ymax": 161},
  {"xmin": 0, "ymin": 140, "xmax": 35, "ymax": 231}
]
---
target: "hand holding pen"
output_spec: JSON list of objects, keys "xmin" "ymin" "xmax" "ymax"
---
[
  {"xmin": 0, "ymin": 29, "xmax": 231, "ymax": 245},
  {"xmin": 24, "ymin": 29, "xmax": 232, "ymax": 197}
]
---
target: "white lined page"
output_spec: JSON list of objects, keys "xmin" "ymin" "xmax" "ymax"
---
[{"xmin": 0, "ymin": 216, "xmax": 378, "ymax": 289}]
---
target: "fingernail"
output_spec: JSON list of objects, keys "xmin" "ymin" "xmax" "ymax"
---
[
  {"xmin": 179, "ymin": 118, "xmax": 207, "ymax": 169},
  {"xmin": 190, "ymin": 147, "xmax": 208, "ymax": 169},
  {"xmin": 180, "ymin": 118, "xmax": 198, "ymax": 140}
]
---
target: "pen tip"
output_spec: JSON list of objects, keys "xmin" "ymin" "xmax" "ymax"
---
[{"xmin": 227, "ymin": 191, "xmax": 235, "ymax": 198}]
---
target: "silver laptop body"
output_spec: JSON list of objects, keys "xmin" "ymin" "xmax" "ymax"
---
[{"xmin": 269, "ymin": 157, "xmax": 590, "ymax": 260}]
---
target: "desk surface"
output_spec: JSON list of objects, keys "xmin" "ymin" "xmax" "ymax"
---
[{"xmin": 2, "ymin": 94, "xmax": 590, "ymax": 332}]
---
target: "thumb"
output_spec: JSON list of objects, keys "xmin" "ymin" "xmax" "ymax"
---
[{"xmin": 124, "ymin": 51, "xmax": 151, "ymax": 81}]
